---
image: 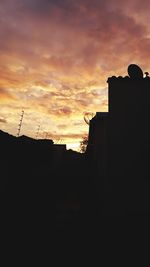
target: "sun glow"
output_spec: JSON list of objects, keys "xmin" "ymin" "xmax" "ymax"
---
[{"xmin": 66, "ymin": 143, "xmax": 80, "ymax": 152}]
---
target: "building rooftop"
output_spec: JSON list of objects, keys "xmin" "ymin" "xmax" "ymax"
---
[{"xmin": 96, "ymin": 112, "xmax": 108, "ymax": 117}]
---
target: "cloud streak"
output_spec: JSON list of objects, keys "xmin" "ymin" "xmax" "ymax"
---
[{"xmin": 0, "ymin": 118, "xmax": 7, "ymax": 124}]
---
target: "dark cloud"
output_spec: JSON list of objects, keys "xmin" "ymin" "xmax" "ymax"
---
[
  {"xmin": 0, "ymin": 0, "xmax": 149, "ymax": 74},
  {"xmin": 54, "ymin": 107, "xmax": 72, "ymax": 116},
  {"xmin": 0, "ymin": 118, "xmax": 7, "ymax": 123}
]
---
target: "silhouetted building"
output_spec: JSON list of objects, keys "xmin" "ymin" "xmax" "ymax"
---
[
  {"xmin": 53, "ymin": 144, "xmax": 66, "ymax": 166},
  {"xmin": 88, "ymin": 65, "xmax": 150, "ymax": 215},
  {"xmin": 87, "ymin": 112, "xmax": 108, "ymax": 176},
  {"xmin": 88, "ymin": 112, "xmax": 108, "ymax": 146}
]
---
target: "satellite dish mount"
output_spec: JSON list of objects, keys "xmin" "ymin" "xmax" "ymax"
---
[{"xmin": 128, "ymin": 64, "xmax": 143, "ymax": 79}]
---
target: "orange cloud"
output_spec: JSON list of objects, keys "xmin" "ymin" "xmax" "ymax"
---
[{"xmin": 0, "ymin": 88, "xmax": 16, "ymax": 102}]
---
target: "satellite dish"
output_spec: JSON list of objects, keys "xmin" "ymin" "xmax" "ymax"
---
[
  {"xmin": 128, "ymin": 64, "xmax": 143, "ymax": 79},
  {"xmin": 84, "ymin": 112, "xmax": 95, "ymax": 125}
]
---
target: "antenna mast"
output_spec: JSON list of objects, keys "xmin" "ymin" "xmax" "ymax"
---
[
  {"xmin": 17, "ymin": 110, "xmax": 24, "ymax": 137},
  {"xmin": 84, "ymin": 112, "xmax": 95, "ymax": 125},
  {"xmin": 36, "ymin": 125, "xmax": 40, "ymax": 139}
]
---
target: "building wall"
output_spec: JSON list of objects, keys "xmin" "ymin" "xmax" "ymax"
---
[
  {"xmin": 87, "ymin": 112, "xmax": 109, "ymax": 198},
  {"xmin": 108, "ymin": 77, "xmax": 150, "ymax": 179},
  {"xmin": 107, "ymin": 75, "xmax": 150, "ymax": 214},
  {"xmin": 87, "ymin": 74, "xmax": 150, "ymax": 214},
  {"xmin": 87, "ymin": 112, "xmax": 108, "ymax": 158}
]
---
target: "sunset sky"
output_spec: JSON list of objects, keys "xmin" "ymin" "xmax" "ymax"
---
[{"xmin": 1, "ymin": 0, "xmax": 150, "ymax": 150}]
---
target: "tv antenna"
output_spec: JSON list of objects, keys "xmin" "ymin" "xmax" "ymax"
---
[
  {"xmin": 84, "ymin": 112, "xmax": 95, "ymax": 125},
  {"xmin": 17, "ymin": 110, "xmax": 24, "ymax": 137},
  {"xmin": 44, "ymin": 132, "xmax": 48, "ymax": 139},
  {"xmin": 36, "ymin": 125, "xmax": 40, "ymax": 139}
]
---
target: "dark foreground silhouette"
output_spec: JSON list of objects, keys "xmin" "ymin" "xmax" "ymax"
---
[
  {"xmin": 0, "ymin": 130, "xmax": 90, "ymax": 230},
  {"xmin": 1, "ymin": 127, "xmax": 150, "ymax": 235},
  {"xmin": 1, "ymin": 65, "xmax": 150, "ymax": 231}
]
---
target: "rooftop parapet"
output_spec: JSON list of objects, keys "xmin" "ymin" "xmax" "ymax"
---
[
  {"xmin": 107, "ymin": 64, "xmax": 150, "ymax": 82},
  {"xmin": 107, "ymin": 76, "xmax": 150, "ymax": 83}
]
